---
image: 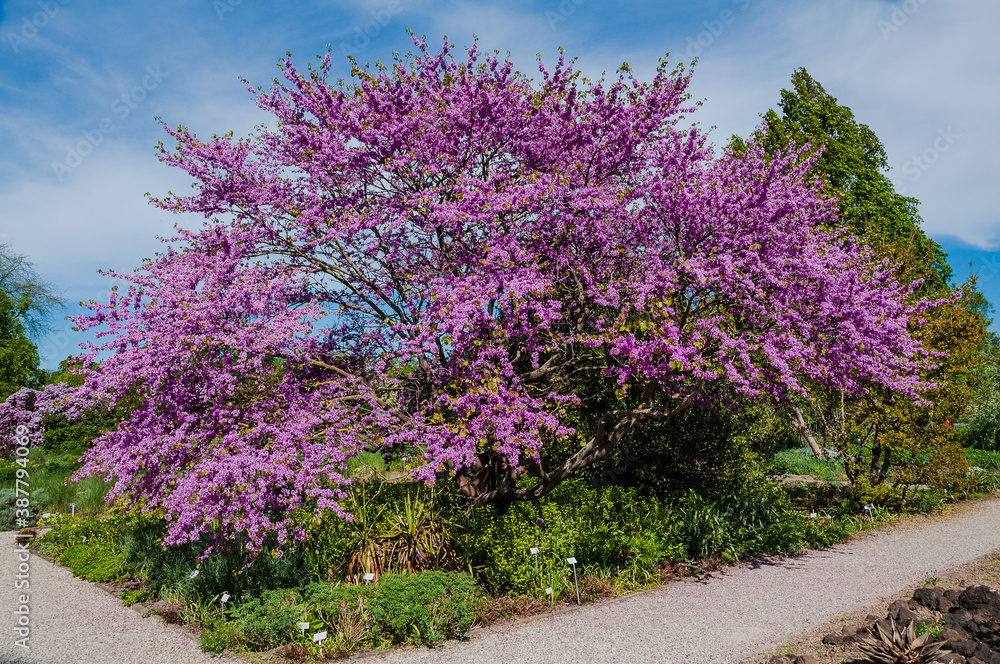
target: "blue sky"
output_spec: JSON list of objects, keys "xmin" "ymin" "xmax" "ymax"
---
[{"xmin": 0, "ymin": 0, "xmax": 998, "ymax": 369}]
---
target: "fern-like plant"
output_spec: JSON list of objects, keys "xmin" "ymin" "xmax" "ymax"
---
[{"xmin": 858, "ymin": 618, "xmax": 950, "ymax": 664}]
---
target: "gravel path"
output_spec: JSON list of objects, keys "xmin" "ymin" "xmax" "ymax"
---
[
  {"xmin": 2, "ymin": 497, "xmax": 999, "ymax": 664},
  {"xmin": 0, "ymin": 531, "xmax": 233, "ymax": 664}
]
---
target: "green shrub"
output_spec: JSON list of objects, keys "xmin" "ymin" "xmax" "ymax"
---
[
  {"xmin": 121, "ymin": 589, "xmax": 148, "ymax": 606},
  {"xmin": 0, "ymin": 488, "xmax": 29, "ymax": 531},
  {"xmin": 368, "ymin": 571, "xmax": 479, "ymax": 645},
  {"xmin": 200, "ymin": 621, "xmax": 247, "ymax": 654},
  {"xmin": 230, "ymin": 589, "xmax": 303, "ymax": 650},
  {"xmin": 59, "ymin": 543, "xmax": 122, "ymax": 583}
]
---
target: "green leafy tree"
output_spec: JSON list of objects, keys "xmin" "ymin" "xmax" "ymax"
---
[
  {"xmin": 0, "ymin": 290, "xmax": 44, "ymax": 400},
  {"xmin": 0, "ymin": 240, "xmax": 64, "ymax": 340},
  {"xmin": 732, "ymin": 68, "xmax": 950, "ymax": 290}
]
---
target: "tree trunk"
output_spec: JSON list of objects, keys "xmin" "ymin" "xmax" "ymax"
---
[{"xmin": 793, "ymin": 408, "xmax": 824, "ymax": 459}]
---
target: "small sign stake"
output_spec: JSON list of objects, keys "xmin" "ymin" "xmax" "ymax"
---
[
  {"xmin": 313, "ymin": 631, "xmax": 328, "ymax": 657},
  {"xmin": 864, "ymin": 503, "xmax": 875, "ymax": 523},
  {"xmin": 221, "ymin": 592, "xmax": 230, "ymax": 611},
  {"xmin": 363, "ymin": 572, "xmax": 375, "ymax": 584},
  {"xmin": 529, "ymin": 547, "xmax": 540, "ymax": 575},
  {"xmin": 567, "ymin": 557, "xmax": 580, "ymax": 605},
  {"xmin": 189, "ymin": 569, "xmax": 199, "ymax": 580},
  {"xmin": 70, "ymin": 503, "xmax": 76, "ymax": 517},
  {"xmin": 297, "ymin": 622, "xmax": 309, "ymax": 637}
]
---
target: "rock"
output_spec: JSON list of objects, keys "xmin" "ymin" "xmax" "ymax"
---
[
  {"xmin": 974, "ymin": 644, "xmax": 998, "ymax": 664},
  {"xmin": 865, "ymin": 614, "xmax": 881, "ymax": 624},
  {"xmin": 949, "ymin": 608, "xmax": 974, "ymax": 622},
  {"xmin": 898, "ymin": 607, "xmax": 921, "ymax": 622},
  {"xmin": 840, "ymin": 624, "xmax": 857, "ymax": 637},
  {"xmin": 766, "ymin": 657, "xmax": 792, "ymax": 664},
  {"xmin": 821, "ymin": 633, "xmax": 844, "ymax": 645},
  {"xmin": 888, "ymin": 599, "xmax": 911, "ymax": 619},
  {"xmin": 938, "ymin": 655, "xmax": 967, "ymax": 664},
  {"xmin": 914, "ymin": 586, "xmax": 944, "ymax": 610},
  {"xmin": 954, "ymin": 640, "xmax": 982, "ymax": 658},
  {"xmin": 967, "ymin": 658, "xmax": 986, "ymax": 664},
  {"xmin": 959, "ymin": 585, "xmax": 1000, "ymax": 613},
  {"xmin": 940, "ymin": 627, "xmax": 965, "ymax": 642},
  {"xmin": 914, "ymin": 586, "xmax": 957, "ymax": 613},
  {"xmin": 945, "ymin": 589, "xmax": 962, "ymax": 602},
  {"xmin": 794, "ymin": 655, "xmax": 819, "ymax": 664}
]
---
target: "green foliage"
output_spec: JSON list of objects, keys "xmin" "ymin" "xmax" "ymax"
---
[
  {"xmin": 617, "ymin": 403, "xmax": 788, "ymax": 499},
  {"xmin": 230, "ymin": 589, "xmax": 303, "ymax": 650},
  {"xmin": 735, "ymin": 68, "xmax": 949, "ymax": 288},
  {"xmin": 199, "ymin": 621, "xmax": 247, "ymax": 654},
  {"xmin": 771, "ymin": 449, "xmax": 846, "ymax": 482},
  {"xmin": 367, "ymin": 571, "xmax": 479, "ymax": 646},
  {"xmin": 0, "ymin": 289, "xmax": 44, "ymax": 400},
  {"xmin": 303, "ymin": 481, "xmax": 460, "ymax": 584},
  {"xmin": 121, "ymin": 589, "xmax": 148, "ymax": 606},
  {"xmin": 59, "ymin": 543, "xmax": 123, "ymax": 583},
  {"xmin": 966, "ymin": 447, "xmax": 1000, "ymax": 491}
]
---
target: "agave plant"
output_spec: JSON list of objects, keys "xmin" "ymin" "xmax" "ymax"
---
[{"xmin": 858, "ymin": 618, "xmax": 950, "ymax": 664}]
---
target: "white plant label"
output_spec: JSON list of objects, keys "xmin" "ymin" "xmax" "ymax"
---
[
  {"xmin": 313, "ymin": 631, "xmax": 328, "ymax": 643},
  {"xmin": 42, "ymin": 512, "xmax": 51, "ymax": 518},
  {"xmin": 566, "ymin": 557, "xmax": 577, "ymax": 565},
  {"xmin": 545, "ymin": 587, "xmax": 552, "ymax": 595},
  {"xmin": 363, "ymin": 572, "xmax": 375, "ymax": 583},
  {"xmin": 297, "ymin": 622, "xmax": 310, "ymax": 632},
  {"xmin": 810, "ymin": 512, "xmax": 817, "ymax": 518},
  {"xmin": 189, "ymin": 570, "xmax": 199, "ymax": 579},
  {"xmin": 221, "ymin": 593, "xmax": 230, "ymax": 603},
  {"xmin": 529, "ymin": 547, "xmax": 539, "ymax": 555}
]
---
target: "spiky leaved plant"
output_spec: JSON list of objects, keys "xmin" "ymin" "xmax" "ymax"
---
[{"xmin": 858, "ymin": 618, "xmax": 951, "ymax": 664}]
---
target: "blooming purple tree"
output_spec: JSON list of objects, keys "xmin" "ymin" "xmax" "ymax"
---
[{"xmin": 46, "ymin": 38, "xmax": 931, "ymax": 553}]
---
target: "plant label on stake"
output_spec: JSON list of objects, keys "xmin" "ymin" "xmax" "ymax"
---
[
  {"xmin": 313, "ymin": 631, "xmax": 328, "ymax": 657},
  {"xmin": 189, "ymin": 570, "xmax": 199, "ymax": 580},
  {"xmin": 221, "ymin": 592, "xmax": 230, "ymax": 611},
  {"xmin": 70, "ymin": 503, "xmax": 76, "ymax": 517},
  {"xmin": 297, "ymin": 622, "xmax": 309, "ymax": 637},
  {"xmin": 529, "ymin": 547, "xmax": 539, "ymax": 575},
  {"xmin": 363, "ymin": 572, "xmax": 375, "ymax": 584},
  {"xmin": 567, "ymin": 557, "xmax": 580, "ymax": 605},
  {"xmin": 810, "ymin": 511, "xmax": 817, "ymax": 518},
  {"xmin": 864, "ymin": 503, "xmax": 875, "ymax": 522}
]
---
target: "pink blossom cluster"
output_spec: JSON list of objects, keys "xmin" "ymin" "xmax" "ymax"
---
[
  {"xmin": 0, "ymin": 383, "xmax": 93, "ymax": 454},
  {"xmin": 8, "ymin": 38, "xmax": 934, "ymax": 554}
]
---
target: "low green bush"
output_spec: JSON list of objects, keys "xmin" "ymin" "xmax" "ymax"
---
[
  {"xmin": 368, "ymin": 571, "xmax": 479, "ymax": 646},
  {"xmin": 121, "ymin": 589, "xmax": 148, "ymax": 606},
  {"xmin": 59, "ymin": 543, "xmax": 123, "ymax": 583},
  {"xmin": 230, "ymin": 589, "xmax": 303, "ymax": 650},
  {"xmin": 199, "ymin": 621, "xmax": 246, "ymax": 654}
]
